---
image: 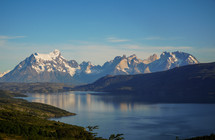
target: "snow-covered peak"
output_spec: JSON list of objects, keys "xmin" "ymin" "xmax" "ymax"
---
[
  {"xmin": 50, "ymin": 49, "xmax": 61, "ymax": 56},
  {"xmin": 1, "ymin": 50, "xmax": 200, "ymax": 83},
  {"xmin": 0, "ymin": 70, "xmax": 11, "ymax": 78},
  {"xmin": 172, "ymin": 51, "xmax": 199, "ymax": 64},
  {"xmin": 23, "ymin": 50, "xmax": 77, "ymax": 77},
  {"xmin": 187, "ymin": 55, "xmax": 199, "ymax": 64},
  {"xmin": 33, "ymin": 49, "xmax": 61, "ymax": 61},
  {"xmin": 148, "ymin": 51, "xmax": 199, "ymax": 72},
  {"xmin": 116, "ymin": 59, "xmax": 129, "ymax": 72},
  {"xmin": 160, "ymin": 51, "xmax": 173, "ymax": 58},
  {"xmin": 79, "ymin": 61, "xmax": 102, "ymax": 74},
  {"xmin": 148, "ymin": 54, "xmax": 158, "ymax": 61},
  {"xmin": 143, "ymin": 54, "xmax": 159, "ymax": 64}
]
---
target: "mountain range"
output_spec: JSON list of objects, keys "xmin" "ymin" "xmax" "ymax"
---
[
  {"xmin": 75, "ymin": 62, "xmax": 215, "ymax": 103},
  {"xmin": 0, "ymin": 49, "xmax": 199, "ymax": 84}
]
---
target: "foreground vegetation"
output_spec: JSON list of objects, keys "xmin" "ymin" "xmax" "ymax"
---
[
  {"xmin": 185, "ymin": 133, "xmax": 215, "ymax": 140},
  {"xmin": 0, "ymin": 90, "xmax": 106, "ymax": 140}
]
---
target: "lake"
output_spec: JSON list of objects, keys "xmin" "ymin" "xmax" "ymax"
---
[{"xmin": 24, "ymin": 91, "xmax": 215, "ymax": 140}]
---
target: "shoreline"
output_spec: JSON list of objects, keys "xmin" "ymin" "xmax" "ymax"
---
[{"xmin": 0, "ymin": 90, "xmax": 105, "ymax": 140}]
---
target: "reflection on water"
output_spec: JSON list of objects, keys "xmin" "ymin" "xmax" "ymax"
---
[
  {"xmin": 29, "ymin": 92, "xmax": 160, "ymax": 113},
  {"xmin": 33, "ymin": 93, "xmax": 76, "ymax": 108},
  {"xmin": 25, "ymin": 91, "xmax": 215, "ymax": 140}
]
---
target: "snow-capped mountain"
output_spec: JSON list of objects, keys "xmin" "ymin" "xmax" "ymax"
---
[
  {"xmin": 1, "ymin": 50, "xmax": 79, "ymax": 83},
  {"xmin": 102, "ymin": 54, "xmax": 145, "ymax": 75},
  {"xmin": 0, "ymin": 50, "xmax": 199, "ymax": 84},
  {"xmin": 32, "ymin": 49, "xmax": 77, "ymax": 76},
  {"xmin": 148, "ymin": 51, "xmax": 199, "ymax": 72},
  {"xmin": 79, "ymin": 61, "xmax": 102, "ymax": 74}
]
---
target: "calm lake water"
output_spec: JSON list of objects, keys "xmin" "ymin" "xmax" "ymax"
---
[{"xmin": 25, "ymin": 91, "xmax": 215, "ymax": 140}]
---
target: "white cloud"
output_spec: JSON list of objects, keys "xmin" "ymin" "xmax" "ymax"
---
[
  {"xmin": 144, "ymin": 36, "xmax": 165, "ymax": 40},
  {"xmin": 0, "ymin": 35, "xmax": 26, "ymax": 40},
  {"xmin": 118, "ymin": 44, "xmax": 192, "ymax": 51},
  {"xmin": 153, "ymin": 46, "xmax": 192, "ymax": 50},
  {"xmin": 106, "ymin": 37, "xmax": 130, "ymax": 43},
  {"xmin": 143, "ymin": 36, "xmax": 181, "ymax": 41}
]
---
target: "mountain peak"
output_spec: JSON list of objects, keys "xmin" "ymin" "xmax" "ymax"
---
[
  {"xmin": 80, "ymin": 61, "xmax": 92, "ymax": 66},
  {"xmin": 1, "ymin": 51, "xmax": 200, "ymax": 83},
  {"xmin": 51, "ymin": 49, "xmax": 61, "ymax": 56},
  {"xmin": 160, "ymin": 51, "xmax": 173, "ymax": 58},
  {"xmin": 33, "ymin": 49, "xmax": 61, "ymax": 61},
  {"xmin": 147, "ymin": 54, "xmax": 158, "ymax": 62},
  {"xmin": 160, "ymin": 51, "xmax": 199, "ymax": 64},
  {"xmin": 0, "ymin": 70, "xmax": 10, "ymax": 78},
  {"xmin": 128, "ymin": 54, "xmax": 137, "ymax": 59}
]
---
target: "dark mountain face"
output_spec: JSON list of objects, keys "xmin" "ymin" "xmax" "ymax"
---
[
  {"xmin": 75, "ymin": 62, "xmax": 215, "ymax": 103},
  {"xmin": 0, "ymin": 50, "xmax": 199, "ymax": 84},
  {"xmin": 68, "ymin": 60, "xmax": 79, "ymax": 68}
]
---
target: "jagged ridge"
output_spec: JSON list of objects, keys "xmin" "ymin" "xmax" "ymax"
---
[{"xmin": 0, "ymin": 50, "xmax": 199, "ymax": 83}]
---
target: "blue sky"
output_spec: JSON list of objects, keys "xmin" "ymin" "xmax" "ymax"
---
[{"xmin": 0, "ymin": 0, "xmax": 215, "ymax": 72}]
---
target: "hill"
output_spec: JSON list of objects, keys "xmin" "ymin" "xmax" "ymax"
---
[{"xmin": 75, "ymin": 62, "xmax": 215, "ymax": 103}]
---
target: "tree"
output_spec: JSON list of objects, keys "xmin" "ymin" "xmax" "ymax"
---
[
  {"xmin": 109, "ymin": 134, "xmax": 124, "ymax": 140},
  {"xmin": 86, "ymin": 125, "xmax": 99, "ymax": 137}
]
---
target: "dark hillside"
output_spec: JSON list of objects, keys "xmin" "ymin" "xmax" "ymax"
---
[
  {"xmin": 0, "ymin": 82, "xmax": 74, "ymax": 93},
  {"xmin": 75, "ymin": 62, "xmax": 215, "ymax": 103}
]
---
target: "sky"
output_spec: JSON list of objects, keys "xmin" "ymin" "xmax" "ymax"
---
[{"xmin": 0, "ymin": 0, "xmax": 215, "ymax": 72}]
